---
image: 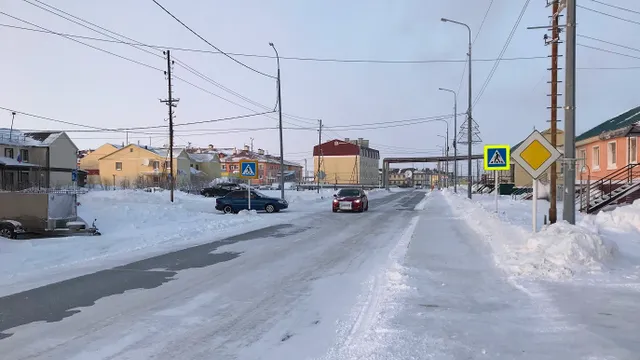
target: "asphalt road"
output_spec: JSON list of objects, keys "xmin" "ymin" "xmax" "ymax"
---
[{"xmin": 0, "ymin": 189, "xmax": 426, "ymax": 359}]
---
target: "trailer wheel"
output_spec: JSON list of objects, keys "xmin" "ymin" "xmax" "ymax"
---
[{"xmin": 0, "ymin": 224, "xmax": 16, "ymax": 239}]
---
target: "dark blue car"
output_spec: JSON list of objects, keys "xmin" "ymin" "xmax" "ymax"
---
[{"xmin": 215, "ymin": 190, "xmax": 288, "ymax": 214}]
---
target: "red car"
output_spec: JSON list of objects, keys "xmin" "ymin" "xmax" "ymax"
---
[{"xmin": 332, "ymin": 188, "xmax": 369, "ymax": 212}]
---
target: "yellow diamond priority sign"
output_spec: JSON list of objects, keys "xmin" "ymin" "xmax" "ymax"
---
[{"xmin": 511, "ymin": 130, "xmax": 562, "ymax": 179}]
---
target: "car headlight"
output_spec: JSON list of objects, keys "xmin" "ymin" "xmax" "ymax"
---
[{"xmin": 354, "ymin": 199, "xmax": 361, "ymax": 203}]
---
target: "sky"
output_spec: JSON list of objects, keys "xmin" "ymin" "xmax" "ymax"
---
[{"xmin": 1, "ymin": 0, "xmax": 639, "ymax": 172}]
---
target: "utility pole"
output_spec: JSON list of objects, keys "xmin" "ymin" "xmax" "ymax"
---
[
  {"xmin": 9, "ymin": 111, "xmax": 16, "ymax": 141},
  {"xmin": 317, "ymin": 119, "xmax": 323, "ymax": 193},
  {"xmin": 563, "ymin": 0, "xmax": 577, "ymax": 224},
  {"xmin": 160, "ymin": 50, "xmax": 179, "ymax": 202},
  {"xmin": 269, "ymin": 42, "xmax": 285, "ymax": 200},
  {"xmin": 304, "ymin": 158, "xmax": 307, "ymax": 183},
  {"xmin": 250, "ymin": 137, "xmax": 254, "ymax": 152},
  {"xmin": 126, "ymin": 131, "xmax": 129, "ymax": 146},
  {"xmin": 548, "ymin": 0, "xmax": 562, "ymax": 224}
]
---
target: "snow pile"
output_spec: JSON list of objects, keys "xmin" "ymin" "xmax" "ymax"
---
[
  {"xmin": 443, "ymin": 189, "xmax": 618, "ymax": 279},
  {"xmin": 589, "ymin": 200, "xmax": 640, "ymax": 233}
]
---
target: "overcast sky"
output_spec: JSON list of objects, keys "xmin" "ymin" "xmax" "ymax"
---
[{"xmin": 1, "ymin": 0, "xmax": 639, "ymax": 170}]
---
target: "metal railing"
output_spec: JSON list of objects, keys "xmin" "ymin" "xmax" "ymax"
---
[{"xmin": 575, "ymin": 163, "xmax": 640, "ymax": 212}]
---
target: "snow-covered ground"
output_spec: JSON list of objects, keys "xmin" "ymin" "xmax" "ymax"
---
[
  {"xmin": 443, "ymin": 190, "xmax": 640, "ymax": 281},
  {"xmin": 0, "ymin": 187, "xmax": 397, "ymax": 296}
]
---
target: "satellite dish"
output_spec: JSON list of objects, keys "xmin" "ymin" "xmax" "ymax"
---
[{"xmin": 404, "ymin": 170, "xmax": 413, "ymax": 178}]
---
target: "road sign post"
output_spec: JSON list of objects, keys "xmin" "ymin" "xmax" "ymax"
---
[
  {"xmin": 483, "ymin": 145, "xmax": 511, "ymax": 213},
  {"xmin": 239, "ymin": 160, "xmax": 259, "ymax": 211},
  {"xmin": 511, "ymin": 130, "xmax": 562, "ymax": 232}
]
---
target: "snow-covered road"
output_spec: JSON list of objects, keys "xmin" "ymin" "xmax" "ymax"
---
[
  {"xmin": 0, "ymin": 190, "xmax": 427, "ymax": 359},
  {"xmin": 1, "ymin": 189, "xmax": 639, "ymax": 359}
]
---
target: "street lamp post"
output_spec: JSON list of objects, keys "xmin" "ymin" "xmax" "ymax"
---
[
  {"xmin": 269, "ymin": 42, "xmax": 285, "ymax": 200},
  {"xmin": 437, "ymin": 134, "xmax": 449, "ymax": 188},
  {"xmin": 439, "ymin": 87, "xmax": 457, "ymax": 193},
  {"xmin": 441, "ymin": 17, "xmax": 473, "ymax": 199}
]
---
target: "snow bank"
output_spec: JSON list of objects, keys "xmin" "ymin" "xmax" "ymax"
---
[
  {"xmin": 443, "ymin": 189, "xmax": 618, "ymax": 280},
  {"xmin": 588, "ymin": 200, "xmax": 640, "ymax": 233}
]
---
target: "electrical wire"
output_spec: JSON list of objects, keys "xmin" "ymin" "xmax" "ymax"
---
[
  {"xmin": 473, "ymin": 0, "xmax": 531, "ymax": 108},
  {"xmin": 583, "ymin": 0, "xmax": 640, "ymax": 16},
  {"xmin": 0, "ymin": 23, "xmax": 549, "ymax": 65},
  {"xmin": 578, "ymin": 34, "xmax": 640, "ymax": 53},
  {"xmin": 10, "ymin": 3, "xmax": 314, "ymax": 127},
  {"xmin": 578, "ymin": 5, "xmax": 640, "ymax": 26},
  {"xmin": 150, "ymin": 0, "xmax": 275, "ymax": 79},
  {"xmin": 578, "ymin": 43, "xmax": 640, "ymax": 60}
]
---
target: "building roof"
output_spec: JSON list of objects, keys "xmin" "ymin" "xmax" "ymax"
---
[
  {"xmin": 0, "ymin": 156, "xmax": 39, "ymax": 167},
  {"xmin": 150, "ymin": 147, "xmax": 186, "ymax": 159},
  {"xmin": 0, "ymin": 128, "xmax": 67, "ymax": 147},
  {"xmin": 576, "ymin": 105, "xmax": 640, "ymax": 142},
  {"xmin": 188, "ymin": 153, "xmax": 218, "ymax": 163},
  {"xmin": 222, "ymin": 149, "xmax": 301, "ymax": 167}
]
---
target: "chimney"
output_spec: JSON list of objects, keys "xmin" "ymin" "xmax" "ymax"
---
[
  {"xmin": 244, "ymin": 144, "xmax": 250, "ymax": 151},
  {"xmin": 233, "ymin": 147, "xmax": 238, "ymax": 155},
  {"xmin": 361, "ymin": 139, "xmax": 369, "ymax": 148},
  {"xmin": 345, "ymin": 138, "xmax": 350, "ymax": 143},
  {"xmin": 258, "ymin": 148, "xmax": 265, "ymax": 155},
  {"xmin": 357, "ymin": 137, "xmax": 364, "ymax": 146}
]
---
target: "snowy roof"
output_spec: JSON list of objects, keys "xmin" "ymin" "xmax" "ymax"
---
[
  {"xmin": 0, "ymin": 156, "xmax": 39, "ymax": 167},
  {"xmin": 0, "ymin": 128, "xmax": 67, "ymax": 147},
  {"xmin": 188, "ymin": 153, "xmax": 218, "ymax": 163},
  {"xmin": 190, "ymin": 167, "xmax": 205, "ymax": 175},
  {"xmin": 222, "ymin": 150, "xmax": 301, "ymax": 167},
  {"xmin": 151, "ymin": 148, "xmax": 185, "ymax": 159}
]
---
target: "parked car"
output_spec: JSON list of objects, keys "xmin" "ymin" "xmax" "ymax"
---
[
  {"xmin": 201, "ymin": 183, "xmax": 241, "ymax": 197},
  {"xmin": 332, "ymin": 188, "xmax": 369, "ymax": 213},
  {"xmin": 215, "ymin": 190, "xmax": 288, "ymax": 214}
]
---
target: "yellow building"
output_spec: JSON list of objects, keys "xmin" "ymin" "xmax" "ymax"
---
[
  {"xmin": 78, "ymin": 143, "xmax": 122, "ymax": 185},
  {"xmin": 98, "ymin": 144, "xmax": 193, "ymax": 188},
  {"xmin": 313, "ymin": 138, "xmax": 380, "ymax": 185}
]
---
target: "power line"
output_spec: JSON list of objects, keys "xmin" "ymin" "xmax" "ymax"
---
[
  {"xmin": 473, "ymin": 0, "xmax": 532, "ymax": 107},
  {"xmin": 10, "ymin": 3, "xmax": 313, "ymax": 127},
  {"xmin": 150, "ymin": 0, "xmax": 275, "ymax": 79},
  {"xmin": 578, "ymin": 43, "xmax": 640, "ymax": 60},
  {"xmin": 457, "ymin": 0, "xmax": 495, "ymax": 95},
  {"xmin": 0, "ymin": 23, "xmax": 550, "ymax": 64},
  {"xmin": 578, "ymin": 5, "xmax": 640, "ymax": 26},
  {"xmin": 578, "ymin": 34, "xmax": 640, "ymax": 53},
  {"xmin": 584, "ymin": 0, "xmax": 640, "ymax": 16}
]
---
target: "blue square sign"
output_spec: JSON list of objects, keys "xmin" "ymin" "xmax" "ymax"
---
[
  {"xmin": 483, "ymin": 145, "xmax": 510, "ymax": 171},
  {"xmin": 240, "ymin": 160, "xmax": 259, "ymax": 179}
]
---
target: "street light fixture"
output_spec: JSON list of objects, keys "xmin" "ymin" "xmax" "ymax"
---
[
  {"xmin": 436, "ymin": 134, "xmax": 449, "ymax": 188},
  {"xmin": 441, "ymin": 17, "xmax": 473, "ymax": 199},
  {"xmin": 438, "ymin": 87, "xmax": 457, "ymax": 193},
  {"xmin": 269, "ymin": 42, "xmax": 285, "ymax": 200}
]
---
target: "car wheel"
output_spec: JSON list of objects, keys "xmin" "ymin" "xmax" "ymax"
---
[
  {"xmin": 332, "ymin": 208, "xmax": 338, "ymax": 213},
  {"xmin": 365, "ymin": 203, "xmax": 369, "ymax": 211},
  {"xmin": 223, "ymin": 205, "xmax": 234, "ymax": 214},
  {"xmin": 265, "ymin": 204, "xmax": 276, "ymax": 213},
  {"xmin": 203, "ymin": 193, "xmax": 211, "ymax": 197},
  {"xmin": 0, "ymin": 225, "xmax": 16, "ymax": 239}
]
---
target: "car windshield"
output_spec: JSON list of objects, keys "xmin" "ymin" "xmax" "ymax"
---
[
  {"xmin": 337, "ymin": 189, "xmax": 361, "ymax": 197},
  {"xmin": 252, "ymin": 190, "xmax": 268, "ymax": 197}
]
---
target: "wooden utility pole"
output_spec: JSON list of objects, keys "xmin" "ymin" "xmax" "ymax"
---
[
  {"xmin": 161, "ymin": 50, "xmax": 179, "ymax": 202},
  {"xmin": 548, "ymin": 0, "xmax": 563, "ymax": 224}
]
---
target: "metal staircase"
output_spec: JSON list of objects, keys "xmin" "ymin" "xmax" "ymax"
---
[{"xmin": 576, "ymin": 163, "xmax": 640, "ymax": 214}]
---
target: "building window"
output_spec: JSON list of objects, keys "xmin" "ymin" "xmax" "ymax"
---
[
  {"xmin": 165, "ymin": 161, "xmax": 171, "ymax": 169},
  {"xmin": 195, "ymin": 164, "xmax": 199, "ymax": 170},
  {"xmin": 221, "ymin": 164, "xmax": 226, "ymax": 170},
  {"xmin": 579, "ymin": 149, "xmax": 587, "ymax": 172},
  {"xmin": 607, "ymin": 141, "xmax": 617, "ymax": 169},
  {"xmin": 592, "ymin": 146, "xmax": 600, "ymax": 170},
  {"xmin": 152, "ymin": 161, "xmax": 160, "ymax": 170},
  {"xmin": 19, "ymin": 149, "xmax": 29, "ymax": 162},
  {"xmin": 629, "ymin": 137, "xmax": 637, "ymax": 164},
  {"xmin": 4, "ymin": 148, "xmax": 14, "ymax": 159},
  {"xmin": 115, "ymin": 162, "xmax": 123, "ymax": 171}
]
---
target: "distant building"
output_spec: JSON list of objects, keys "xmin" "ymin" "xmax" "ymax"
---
[
  {"xmin": 219, "ymin": 145, "xmax": 303, "ymax": 185},
  {"xmin": 0, "ymin": 129, "xmax": 78, "ymax": 190},
  {"xmin": 313, "ymin": 138, "xmax": 380, "ymax": 186}
]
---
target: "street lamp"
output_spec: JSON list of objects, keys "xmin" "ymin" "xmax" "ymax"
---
[
  {"xmin": 439, "ymin": 87, "xmax": 457, "ymax": 193},
  {"xmin": 441, "ymin": 17, "xmax": 473, "ymax": 199},
  {"xmin": 437, "ymin": 134, "xmax": 449, "ymax": 188},
  {"xmin": 269, "ymin": 42, "xmax": 285, "ymax": 200}
]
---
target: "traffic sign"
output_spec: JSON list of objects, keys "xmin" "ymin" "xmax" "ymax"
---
[
  {"xmin": 483, "ymin": 145, "xmax": 511, "ymax": 171},
  {"xmin": 239, "ymin": 160, "xmax": 259, "ymax": 179},
  {"xmin": 511, "ymin": 130, "xmax": 562, "ymax": 179},
  {"xmin": 71, "ymin": 169, "xmax": 77, "ymax": 182},
  {"xmin": 317, "ymin": 170, "xmax": 326, "ymax": 180}
]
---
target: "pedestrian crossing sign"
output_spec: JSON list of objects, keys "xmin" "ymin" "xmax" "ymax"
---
[
  {"xmin": 483, "ymin": 145, "xmax": 511, "ymax": 171},
  {"xmin": 240, "ymin": 160, "xmax": 259, "ymax": 179}
]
